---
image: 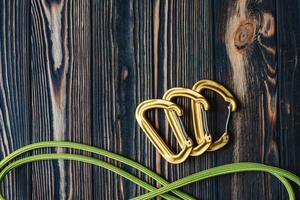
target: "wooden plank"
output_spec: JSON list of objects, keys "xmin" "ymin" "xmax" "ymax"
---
[
  {"xmin": 0, "ymin": 0, "xmax": 31, "ymax": 199},
  {"xmin": 0, "ymin": 0, "xmax": 298, "ymax": 199},
  {"xmin": 91, "ymin": 0, "xmax": 136, "ymax": 199},
  {"xmin": 30, "ymin": 0, "xmax": 92, "ymax": 199},
  {"xmin": 92, "ymin": 0, "xmax": 217, "ymax": 199},
  {"xmin": 214, "ymin": 0, "xmax": 279, "ymax": 199},
  {"xmin": 277, "ymin": 0, "xmax": 300, "ymax": 199},
  {"xmin": 159, "ymin": 1, "xmax": 217, "ymax": 199}
]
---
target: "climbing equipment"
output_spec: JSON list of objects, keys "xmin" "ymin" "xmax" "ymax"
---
[
  {"xmin": 162, "ymin": 88, "xmax": 212, "ymax": 156},
  {"xmin": 135, "ymin": 99, "xmax": 193, "ymax": 164},
  {"xmin": 0, "ymin": 80, "xmax": 299, "ymax": 199},
  {"xmin": 191, "ymin": 80, "xmax": 237, "ymax": 151},
  {"xmin": 136, "ymin": 80, "xmax": 237, "ymax": 163},
  {"xmin": 0, "ymin": 141, "xmax": 299, "ymax": 200}
]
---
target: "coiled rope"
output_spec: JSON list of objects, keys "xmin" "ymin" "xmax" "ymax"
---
[{"xmin": 0, "ymin": 141, "xmax": 299, "ymax": 200}]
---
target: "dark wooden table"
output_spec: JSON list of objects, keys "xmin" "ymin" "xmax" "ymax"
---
[{"xmin": 1, "ymin": 0, "xmax": 300, "ymax": 199}]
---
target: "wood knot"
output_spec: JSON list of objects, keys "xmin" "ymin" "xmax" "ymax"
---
[{"xmin": 234, "ymin": 21, "xmax": 255, "ymax": 50}]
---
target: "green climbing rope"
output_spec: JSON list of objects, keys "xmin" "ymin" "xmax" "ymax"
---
[
  {"xmin": 0, "ymin": 141, "xmax": 299, "ymax": 200},
  {"xmin": 0, "ymin": 141, "xmax": 193, "ymax": 200},
  {"xmin": 0, "ymin": 153, "xmax": 182, "ymax": 200},
  {"xmin": 132, "ymin": 162, "xmax": 300, "ymax": 200}
]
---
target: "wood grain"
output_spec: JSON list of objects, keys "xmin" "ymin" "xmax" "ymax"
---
[
  {"xmin": 92, "ymin": 0, "xmax": 121, "ymax": 199},
  {"xmin": 0, "ymin": 0, "xmax": 31, "ymax": 199},
  {"xmin": 31, "ymin": 0, "xmax": 91, "ymax": 199},
  {"xmin": 277, "ymin": 0, "xmax": 300, "ymax": 199},
  {"xmin": 214, "ymin": 0, "xmax": 279, "ymax": 199},
  {"xmin": 0, "ymin": 0, "xmax": 299, "ymax": 199}
]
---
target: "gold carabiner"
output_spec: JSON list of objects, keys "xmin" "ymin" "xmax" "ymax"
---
[
  {"xmin": 135, "ymin": 99, "xmax": 193, "ymax": 164},
  {"xmin": 162, "ymin": 88, "xmax": 212, "ymax": 156},
  {"xmin": 192, "ymin": 80, "xmax": 237, "ymax": 151}
]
